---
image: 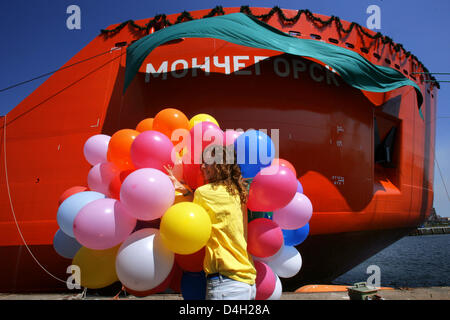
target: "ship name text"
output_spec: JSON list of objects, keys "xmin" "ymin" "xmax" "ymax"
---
[{"xmin": 145, "ymin": 55, "xmax": 340, "ymax": 86}]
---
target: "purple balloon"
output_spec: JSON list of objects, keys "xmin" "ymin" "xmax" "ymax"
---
[
  {"xmin": 273, "ymin": 193, "xmax": 313, "ymax": 230},
  {"xmin": 83, "ymin": 134, "xmax": 111, "ymax": 166},
  {"xmin": 120, "ymin": 168, "xmax": 175, "ymax": 221},
  {"xmin": 297, "ymin": 181, "xmax": 303, "ymax": 194},
  {"xmin": 73, "ymin": 198, "xmax": 137, "ymax": 250},
  {"xmin": 130, "ymin": 130, "xmax": 174, "ymax": 171},
  {"xmin": 247, "ymin": 165, "xmax": 297, "ymax": 212}
]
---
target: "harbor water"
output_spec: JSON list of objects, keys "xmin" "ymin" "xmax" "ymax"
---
[{"xmin": 332, "ymin": 234, "xmax": 450, "ymax": 288}]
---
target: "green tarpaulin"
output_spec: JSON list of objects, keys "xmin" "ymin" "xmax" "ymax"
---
[{"xmin": 123, "ymin": 12, "xmax": 423, "ymax": 113}]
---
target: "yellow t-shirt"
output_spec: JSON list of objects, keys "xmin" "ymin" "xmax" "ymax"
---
[{"xmin": 193, "ymin": 183, "xmax": 256, "ymax": 285}]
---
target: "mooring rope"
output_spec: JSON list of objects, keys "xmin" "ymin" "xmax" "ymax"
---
[{"xmin": 3, "ymin": 114, "xmax": 69, "ymax": 286}]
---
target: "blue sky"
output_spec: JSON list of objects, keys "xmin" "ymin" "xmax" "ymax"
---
[{"xmin": 1, "ymin": 0, "xmax": 449, "ymax": 216}]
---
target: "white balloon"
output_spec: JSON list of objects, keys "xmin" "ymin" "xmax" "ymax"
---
[
  {"xmin": 259, "ymin": 245, "xmax": 302, "ymax": 278},
  {"xmin": 115, "ymin": 228, "xmax": 174, "ymax": 291},
  {"xmin": 267, "ymin": 274, "xmax": 282, "ymax": 300},
  {"xmin": 83, "ymin": 134, "xmax": 111, "ymax": 166}
]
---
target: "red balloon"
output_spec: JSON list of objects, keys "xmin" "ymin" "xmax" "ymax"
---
[
  {"xmin": 254, "ymin": 261, "xmax": 276, "ymax": 300},
  {"xmin": 247, "ymin": 218, "xmax": 283, "ymax": 258},
  {"xmin": 273, "ymin": 158, "xmax": 297, "ymax": 177},
  {"xmin": 169, "ymin": 263, "xmax": 183, "ymax": 293},
  {"xmin": 108, "ymin": 170, "xmax": 133, "ymax": 200},
  {"xmin": 182, "ymin": 162, "xmax": 206, "ymax": 190},
  {"xmin": 175, "ymin": 247, "xmax": 205, "ymax": 272},
  {"xmin": 124, "ymin": 262, "xmax": 177, "ymax": 297},
  {"xmin": 247, "ymin": 165, "xmax": 297, "ymax": 212},
  {"xmin": 58, "ymin": 186, "xmax": 89, "ymax": 205}
]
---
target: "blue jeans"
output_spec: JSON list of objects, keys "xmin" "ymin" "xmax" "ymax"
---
[{"xmin": 206, "ymin": 274, "xmax": 256, "ymax": 300}]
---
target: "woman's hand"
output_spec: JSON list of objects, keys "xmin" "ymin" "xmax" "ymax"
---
[{"xmin": 164, "ymin": 165, "xmax": 192, "ymax": 195}]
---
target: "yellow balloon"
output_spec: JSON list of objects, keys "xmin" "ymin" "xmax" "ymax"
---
[
  {"xmin": 72, "ymin": 245, "xmax": 119, "ymax": 289},
  {"xmin": 189, "ymin": 113, "xmax": 219, "ymax": 129},
  {"xmin": 160, "ymin": 202, "xmax": 211, "ymax": 254}
]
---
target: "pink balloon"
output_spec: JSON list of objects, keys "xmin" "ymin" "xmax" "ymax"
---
[
  {"xmin": 247, "ymin": 165, "xmax": 297, "ymax": 212},
  {"xmin": 73, "ymin": 198, "xmax": 136, "ymax": 250},
  {"xmin": 87, "ymin": 162, "xmax": 120, "ymax": 196},
  {"xmin": 254, "ymin": 261, "xmax": 276, "ymax": 300},
  {"xmin": 83, "ymin": 134, "xmax": 111, "ymax": 166},
  {"xmin": 120, "ymin": 168, "xmax": 175, "ymax": 221},
  {"xmin": 247, "ymin": 218, "xmax": 284, "ymax": 258},
  {"xmin": 273, "ymin": 193, "xmax": 313, "ymax": 230},
  {"xmin": 130, "ymin": 130, "xmax": 174, "ymax": 171},
  {"xmin": 223, "ymin": 130, "xmax": 243, "ymax": 146},
  {"xmin": 189, "ymin": 121, "xmax": 220, "ymax": 135},
  {"xmin": 272, "ymin": 158, "xmax": 297, "ymax": 177},
  {"xmin": 188, "ymin": 122, "xmax": 224, "ymax": 164}
]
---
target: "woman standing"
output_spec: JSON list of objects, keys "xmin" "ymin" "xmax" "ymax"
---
[{"xmin": 167, "ymin": 144, "xmax": 256, "ymax": 300}]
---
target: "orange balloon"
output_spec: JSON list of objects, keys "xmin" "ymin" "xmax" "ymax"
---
[
  {"xmin": 152, "ymin": 108, "xmax": 189, "ymax": 142},
  {"xmin": 273, "ymin": 158, "xmax": 297, "ymax": 177},
  {"xmin": 136, "ymin": 118, "xmax": 154, "ymax": 132},
  {"xmin": 107, "ymin": 129, "xmax": 140, "ymax": 171},
  {"xmin": 174, "ymin": 190, "xmax": 194, "ymax": 204}
]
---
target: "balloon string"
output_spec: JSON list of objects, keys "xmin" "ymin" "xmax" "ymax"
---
[
  {"xmin": 112, "ymin": 285, "xmax": 126, "ymax": 300},
  {"xmin": 3, "ymin": 114, "xmax": 69, "ymax": 285}
]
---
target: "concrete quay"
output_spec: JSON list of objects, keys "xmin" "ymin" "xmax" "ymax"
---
[
  {"xmin": 409, "ymin": 226, "xmax": 450, "ymax": 236},
  {"xmin": 0, "ymin": 287, "xmax": 448, "ymax": 300}
]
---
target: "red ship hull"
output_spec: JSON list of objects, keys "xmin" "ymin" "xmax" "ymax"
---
[{"xmin": 0, "ymin": 7, "xmax": 437, "ymax": 292}]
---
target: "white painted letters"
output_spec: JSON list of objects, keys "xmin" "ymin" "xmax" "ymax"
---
[
  {"xmin": 192, "ymin": 57, "xmax": 210, "ymax": 76},
  {"xmin": 233, "ymin": 56, "xmax": 252, "ymax": 75},
  {"xmin": 171, "ymin": 59, "xmax": 189, "ymax": 78},
  {"xmin": 143, "ymin": 55, "xmax": 340, "ymax": 87},
  {"xmin": 274, "ymin": 57, "xmax": 290, "ymax": 77},
  {"xmin": 213, "ymin": 56, "xmax": 231, "ymax": 74},
  {"xmin": 145, "ymin": 61, "xmax": 168, "ymax": 82}
]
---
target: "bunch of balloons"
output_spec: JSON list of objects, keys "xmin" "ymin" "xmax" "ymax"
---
[
  {"xmin": 234, "ymin": 133, "xmax": 313, "ymax": 300},
  {"xmin": 52, "ymin": 107, "xmax": 313, "ymax": 300}
]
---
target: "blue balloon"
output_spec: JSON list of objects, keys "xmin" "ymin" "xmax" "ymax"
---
[
  {"xmin": 282, "ymin": 223, "xmax": 310, "ymax": 246},
  {"xmin": 181, "ymin": 271, "xmax": 206, "ymax": 300},
  {"xmin": 297, "ymin": 181, "xmax": 303, "ymax": 194},
  {"xmin": 56, "ymin": 191, "xmax": 105, "ymax": 237},
  {"xmin": 234, "ymin": 130, "xmax": 275, "ymax": 178},
  {"xmin": 53, "ymin": 229, "xmax": 82, "ymax": 259}
]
